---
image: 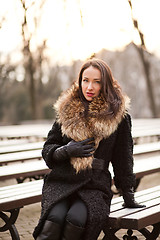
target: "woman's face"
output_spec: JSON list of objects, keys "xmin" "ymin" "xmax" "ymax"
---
[{"xmin": 81, "ymin": 66, "xmax": 102, "ymax": 101}]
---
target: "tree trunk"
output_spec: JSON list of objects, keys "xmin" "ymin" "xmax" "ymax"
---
[
  {"xmin": 134, "ymin": 45, "xmax": 157, "ymax": 117},
  {"xmin": 29, "ymin": 55, "xmax": 37, "ymax": 119},
  {"xmin": 128, "ymin": 0, "xmax": 158, "ymax": 117}
]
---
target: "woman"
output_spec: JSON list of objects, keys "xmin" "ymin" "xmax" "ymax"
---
[{"xmin": 33, "ymin": 58, "xmax": 144, "ymax": 240}]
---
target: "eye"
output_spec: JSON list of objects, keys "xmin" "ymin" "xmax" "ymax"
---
[
  {"xmin": 83, "ymin": 79, "xmax": 88, "ymax": 82},
  {"xmin": 95, "ymin": 80, "xmax": 101, "ymax": 84}
]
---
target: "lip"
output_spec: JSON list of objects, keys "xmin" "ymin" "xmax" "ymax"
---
[{"xmin": 86, "ymin": 92, "xmax": 94, "ymax": 97}]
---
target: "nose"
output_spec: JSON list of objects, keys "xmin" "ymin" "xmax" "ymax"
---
[{"xmin": 88, "ymin": 82, "xmax": 93, "ymax": 90}]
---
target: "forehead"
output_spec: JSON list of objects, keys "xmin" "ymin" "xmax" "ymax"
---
[{"xmin": 82, "ymin": 66, "xmax": 101, "ymax": 79}]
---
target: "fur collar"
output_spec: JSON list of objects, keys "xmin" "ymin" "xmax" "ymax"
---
[{"xmin": 54, "ymin": 84, "xmax": 130, "ymax": 173}]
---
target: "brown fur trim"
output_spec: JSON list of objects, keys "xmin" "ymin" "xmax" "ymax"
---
[{"xmin": 54, "ymin": 84, "xmax": 130, "ymax": 173}]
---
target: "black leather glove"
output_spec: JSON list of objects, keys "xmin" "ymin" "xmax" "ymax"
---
[
  {"xmin": 122, "ymin": 189, "xmax": 146, "ymax": 208},
  {"xmin": 53, "ymin": 138, "xmax": 95, "ymax": 161}
]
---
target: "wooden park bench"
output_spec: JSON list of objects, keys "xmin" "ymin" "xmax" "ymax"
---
[
  {"xmin": 0, "ymin": 154, "xmax": 159, "ymax": 185},
  {"xmin": 0, "ymin": 140, "xmax": 159, "ymax": 166},
  {"xmin": 0, "ymin": 181, "xmax": 159, "ymax": 240},
  {"xmin": 0, "ymin": 118, "xmax": 160, "ymax": 143},
  {"xmin": 0, "ymin": 180, "xmax": 43, "ymax": 240},
  {"xmin": 104, "ymin": 185, "xmax": 160, "ymax": 240},
  {"xmin": 0, "ymin": 139, "xmax": 159, "ymax": 185}
]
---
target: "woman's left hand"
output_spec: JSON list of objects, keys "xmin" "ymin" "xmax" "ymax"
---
[
  {"xmin": 122, "ymin": 201, "xmax": 146, "ymax": 208},
  {"xmin": 122, "ymin": 190, "xmax": 146, "ymax": 208}
]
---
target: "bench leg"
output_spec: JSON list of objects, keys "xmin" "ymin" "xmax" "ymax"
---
[
  {"xmin": 0, "ymin": 209, "xmax": 20, "ymax": 240},
  {"xmin": 139, "ymin": 222, "xmax": 160, "ymax": 240},
  {"xmin": 103, "ymin": 224, "xmax": 160, "ymax": 240},
  {"xmin": 17, "ymin": 174, "xmax": 45, "ymax": 183},
  {"xmin": 102, "ymin": 228, "xmax": 120, "ymax": 239},
  {"xmin": 122, "ymin": 229, "xmax": 138, "ymax": 239},
  {"xmin": 103, "ymin": 229, "xmax": 139, "ymax": 240}
]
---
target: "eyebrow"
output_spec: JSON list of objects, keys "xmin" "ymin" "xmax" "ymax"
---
[{"xmin": 83, "ymin": 77, "xmax": 101, "ymax": 80}]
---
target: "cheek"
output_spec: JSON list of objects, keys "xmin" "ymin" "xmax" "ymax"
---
[
  {"xmin": 81, "ymin": 83, "xmax": 86, "ymax": 93},
  {"xmin": 96, "ymin": 85, "xmax": 101, "ymax": 95}
]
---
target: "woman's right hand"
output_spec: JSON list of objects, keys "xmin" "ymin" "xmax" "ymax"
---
[
  {"xmin": 66, "ymin": 138, "xmax": 95, "ymax": 158},
  {"xmin": 53, "ymin": 138, "xmax": 95, "ymax": 161}
]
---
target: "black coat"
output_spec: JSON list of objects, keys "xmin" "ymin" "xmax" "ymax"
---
[{"xmin": 33, "ymin": 114, "xmax": 135, "ymax": 240}]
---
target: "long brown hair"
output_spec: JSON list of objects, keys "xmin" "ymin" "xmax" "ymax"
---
[{"xmin": 78, "ymin": 58, "xmax": 123, "ymax": 117}]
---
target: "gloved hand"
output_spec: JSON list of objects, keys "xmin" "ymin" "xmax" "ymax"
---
[
  {"xmin": 122, "ymin": 189, "xmax": 146, "ymax": 208},
  {"xmin": 66, "ymin": 138, "xmax": 95, "ymax": 157},
  {"xmin": 53, "ymin": 138, "xmax": 95, "ymax": 161}
]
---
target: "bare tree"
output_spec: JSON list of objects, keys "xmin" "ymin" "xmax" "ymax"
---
[
  {"xmin": 0, "ymin": 16, "xmax": 5, "ymax": 29},
  {"xmin": 128, "ymin": 0, "xmax": 158, "ymax": 117},
  {"xmin": 20, "ymin": 0, "xmax": 46, "ymax": 119}
]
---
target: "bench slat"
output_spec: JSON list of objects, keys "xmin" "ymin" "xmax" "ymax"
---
[
  {"xmin": 0, "ymin": 180, "xmax": 43, "ymax": 211},
  {"xmin": 0, "ymin": 180, "xmax": 43, "ymax": 194},
  {"xmin": 110, "ymin": 185, "xmax": 160, "ymax": 206},
  {"xmin": 110, "ymin": 197, "xmax": 160, "ymax": 218},
  {"xmin": 109, "ymin": 155, "xmax": 160, "ymax": 180},
  {"xmin": 0, "ymin": 180, "xmax": 43, "ymax": 199},
  {"xmin": 0, "ymin": 192, "xmax": 42, "ymax": 211},
  {"xmin": 0, "ymin": 139, "xmax": 29, "ymax": 147},
  {"xmin": 134, "ymin": 156, "xmax": 160, "ymax": 178},
  {"xmin": 0, "ymin": 160, "xmax": 50, "ymax": 180},
  {"xmin": 0, "ymin": 189, "xmax": 42, "ymax": 204},
  {"xmin": 134, "ymin": 185, "xmax": 160, "ymax": 197},
  {"xmin": 133, "ymin": 142, "xmax": 160, "ymax": 155},
  {"xmin": 0, "ymin": 142, "xmax": 44, "ymax": 154},
  {"xmin": 0, "ymin": 149, "xmax": 42, "ymax": 164},
  {"xmin": 121, "ymin": 204, "xmax": 160, "ymax": 229},
  {"xmin": 132, "ymin": 128, "xmax": 160, "ymax": 138},
  {"xmin": 0, "ymin": 184, "xmax": 42, "ymax": 200},
  {"xmin": 111, "ymin": 190, "xmax": 160, "ymax": 212},
  {"xmin": 0, "ymin": 124, "xmax": 51, "ymax": 140}
]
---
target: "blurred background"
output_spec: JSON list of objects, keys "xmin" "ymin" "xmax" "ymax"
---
[{"xmin": 0, "ymin": 0, "xmax": 160, "ymax": 125}]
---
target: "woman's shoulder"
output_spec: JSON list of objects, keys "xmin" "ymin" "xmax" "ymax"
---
[
  {"xmin": 52, "ymin": 119, "xmax": 61, "ymax": 128},
  {"xmin": 118, "ymin": 113, "xmax": 132, "ymax": 131},
  {"xmin": 124, "ymin": 112, "xmax": 132, "ymax": 123},
  {"xmin": 48, "ymin": 120, "xmax": 62, "ymax": 135}
]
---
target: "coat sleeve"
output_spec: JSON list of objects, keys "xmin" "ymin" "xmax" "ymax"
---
[
  {"xmin": 42, "ymin": 121, "xmax": 68, "ymax": 169},
  {"xmin": 111, "ymin": 114, "xmax": 136, "ymax": 191}
]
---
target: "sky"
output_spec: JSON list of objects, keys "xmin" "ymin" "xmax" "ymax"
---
[{"xmin": 0, "ymin": 0, "xmax": 160, "ymax": 65}]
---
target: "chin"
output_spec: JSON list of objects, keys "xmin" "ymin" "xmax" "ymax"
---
[{"xmin": 85, "ymin": 96, "xmax": 93, "ymax": 101}]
